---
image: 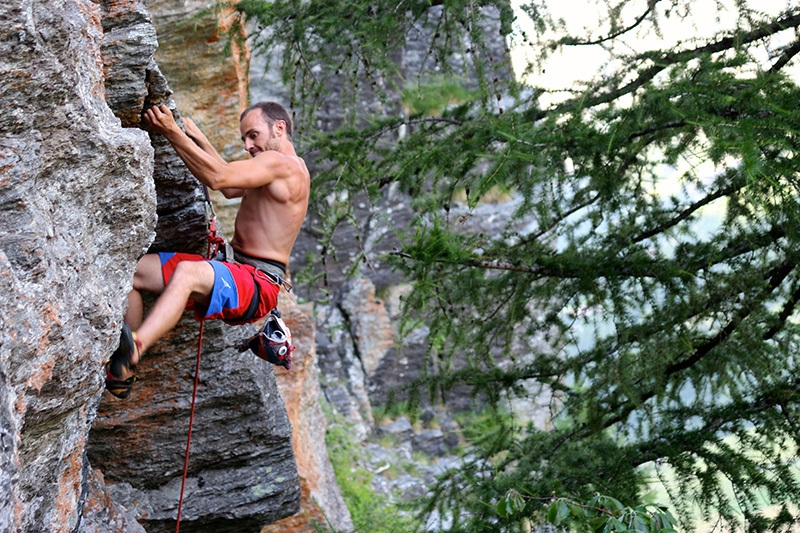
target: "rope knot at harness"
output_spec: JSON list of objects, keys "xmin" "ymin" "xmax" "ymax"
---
[{"xmin": 206, "ymin": 217, "xmax": 227, "ymax": 256}]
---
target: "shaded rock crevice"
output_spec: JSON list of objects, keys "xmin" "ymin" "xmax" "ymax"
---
[{"xmin": 83, "ymin": 0, "xmax": 303, "ymax": 526}]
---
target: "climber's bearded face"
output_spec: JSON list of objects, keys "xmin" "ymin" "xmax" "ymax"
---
[{"xmin": 240, "ymin": 110, "xmax": 280, "ymax": 157}]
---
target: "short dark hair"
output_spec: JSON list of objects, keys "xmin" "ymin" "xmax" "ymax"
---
[{"xmin": 241, "ymin": 101, "xmax": 293, "ymax": 138}]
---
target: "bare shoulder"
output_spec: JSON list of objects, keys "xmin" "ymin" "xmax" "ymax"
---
[
  {"xmin": 254, "ymin": 150, "xmax": 308, "ymax": 180},
  {"xmin": 254, "ymin": 153, "xmax": 308, "ymax": 202},
  {"xmin": 291, "ymin": 154, "xmax": 310, "ymax": 181}
]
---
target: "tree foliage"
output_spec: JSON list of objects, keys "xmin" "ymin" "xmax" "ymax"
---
[{"xmin": 232, "ymin": 0, "xmax": 800, "ymax": 530}]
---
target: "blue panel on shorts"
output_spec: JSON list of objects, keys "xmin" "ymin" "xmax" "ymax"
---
[
  {"xmin": 206, "ymin": 261, "xmax": 239, "ymax": 317},
  {"xmin": 158, "ymin": 252, "xmax": 176, "ymax": 264}
]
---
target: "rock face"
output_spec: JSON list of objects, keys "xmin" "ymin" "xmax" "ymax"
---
[
  {"xmin": 89, "ymin": 320, "xmax": 299, "ymax": 533},
  {"xmin": 98, "ymin": 0, "xmax": 209, "ymax": 255},
  {"xmin": 140, "ymin": 2, "xmax": 354, "ymax": 532},
  {"xmin": 0, "ymin": 0, "xmax": 306, "ymax": 531},
  {"xmin": 87, "ymin": 1, "xmax": 303, "ymax": 532},
  {"xmin": 0, "ymin": 0, "xmax": 517, "ymax": 531},
  {"xmin": 147, "ymin": 0, "xmax": 249, "ymax": 163},
  {"xmin": 0, "ymin": 0, "xmax": 154, "ymax": 531}
]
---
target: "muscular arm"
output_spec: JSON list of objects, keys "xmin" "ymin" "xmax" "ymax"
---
[
  {"xmin": 183, "ymin": 117, "xmax": 225, "ymax": 164},
  {"xmin": 184, "ymin": 117, "xmax": 245, "ymax": 198},
  {"xmin": 142, "ymin": 105, "xmax": 292, "ymax": 191}
]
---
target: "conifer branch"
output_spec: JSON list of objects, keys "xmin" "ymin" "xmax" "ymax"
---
[
  {"xmin": 600, "ymin": 260, "xmax": 796, "ymax": 430},
  {"xmin": 522, "ymin": 10, "xmax": 800, "ymax": 120},
  {"xmin": 631, "ymin": 183, "xmax": 739, "ymax": 244},
  {"xmin": 366, "ymin": 116, "xmax": 463, "ymax": 141},
  {"xmin": 391, "ymin": 250, "xmax": 546, "ymax": 274},
  {"xmin": 779, "ymin": 402, "xmax": 800, "ymax": 439},
  {"xmin": 768, "ymin": 37, "xmax": 800, "ymax": 73},
  {"xmin": 665, "ymin": 259, "xmax": 792, "ymax": 372},
  {"xmin": 631, "ymin": 377, "xmax": 800, "ymax": 465},
  {"xmin": 558, "ymin": 0, "xmax": 659, "ymax": 47},
  {"xmin": 626, "ymin": 120, "xmax": 687, "ymax": 141},
  {"xmin": 396, "ymin": 221, "xmax": 785, "ymax": 281},
  {"xmin": 600, "ymin": 11, "xmax": 800, "ymax": 103},
  {"xmin": 517, "ymin": 192, "xmax": 602, "ymax": 246},
  {"xmin": 762, "ymin": 282, "xmax": 800, "ymax": 341}
]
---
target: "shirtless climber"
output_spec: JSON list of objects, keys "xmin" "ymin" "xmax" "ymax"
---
[{"xmin": 104, "ymin": 101, "xmax": 310, "ymax": 398}]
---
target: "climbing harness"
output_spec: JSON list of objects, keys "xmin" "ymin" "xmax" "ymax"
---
[
  {"xmin": 255, "ymin": 267, "xmax": 293, "ymax": 292},
  {"xmin": 236, "ymin": 250, "xmax": 294, "ymax": 293}
]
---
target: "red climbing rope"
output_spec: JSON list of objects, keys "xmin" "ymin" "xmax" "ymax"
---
[
  {"xmin": 175, "ymin": 320, "xmax": 204, "ymax": 533},
  {"xmin": 175, "ymin": 207, "xmax": 222, "ymax": 532}
]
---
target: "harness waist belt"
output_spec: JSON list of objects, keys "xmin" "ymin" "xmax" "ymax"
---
[
  {"xmin": 232, "ymin": 250, "xmax": 292, "ymax": 292},
  {"xmin": 233, "ymin": 250, "xmax": 287, "ymax": 276}
]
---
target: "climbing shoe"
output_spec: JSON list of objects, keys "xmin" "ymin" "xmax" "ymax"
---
[
  {"xmin": 104, "ymin": 365, "xmax": 138, "ymax": 399},
  {"xmin": 105, "ymin": 323, "xmax": 140, "ymax": 398}
]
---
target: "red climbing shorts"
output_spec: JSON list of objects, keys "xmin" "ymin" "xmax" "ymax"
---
[{"xmin": 158, "ymin": 252, "xmax": 281, "ymax": 325}]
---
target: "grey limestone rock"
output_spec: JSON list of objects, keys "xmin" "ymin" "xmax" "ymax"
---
[
  {"xmin": 0, "ymin": 0, "xmax": 155, "ymax": 531},
  {"xmin": 88, "ymin": 320, "xmax": 299, "ymax": 533}
]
